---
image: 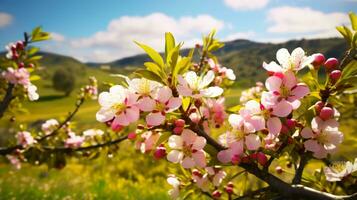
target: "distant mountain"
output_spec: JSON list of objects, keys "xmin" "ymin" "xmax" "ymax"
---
[
  {"xmin": 88, "ymin": 38, "xmax": 347, "ymax": 84},
  {"xmin": 1, "ymin": 37, "xmax": 347, "ymax": 84}
]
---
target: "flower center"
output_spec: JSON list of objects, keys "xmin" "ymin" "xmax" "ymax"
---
[
  {"xmin": 113, "ymin": 103, "xmax": 127, "ymax": 115},
  {"xmin": 330, "ymin": 162, "xmax": 346, "ymax": 173},
  {"xmin": 182, "ymin": 143, "xmax": 193, "ymax": 157},
  {"xmin": 138, "ymin": 79, "xmax": 152, "ymax": 96},
  {"xmin": 280, "ymin": 85, "xmax": 291, "ymax": 98},
  {"xmin": 316, "ymin": 131, "xmax": 329, "ymax": 144},
  {"xmin": 233, "ymin": 130, "xmax": 245, "ymax": 141},
  {"xmin": 155, "ymin": 102, "xmax": 166, "ymax": 112}
]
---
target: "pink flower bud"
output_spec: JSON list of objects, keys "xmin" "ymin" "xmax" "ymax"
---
[
  {"xmin": 111, "ymin": 123, "xmax": 123, "ymax": 132},
  {"xmin": 212, "ymin": 190, "xmax": 222, "ymax": 198},
  {"xmin": 257, "ymin": 152, "xmax": 267, "ymax": 166},
  {"xmin": 250, "ymin": 153, "xmax": 258, "ymax": 160},
  {"xmin": 275, "ymin": 166, "xmax": 283, "ymax": 174},
  {"xmin": 153, "ymin": 146, "xmax": 166, "ymax": 160},
  {"xmin": 324, "ymin": 58, "xmax": 339, "ymax": 70},
  {"xmin": 227, "ymin": 182, "xmax": 234, "ymax": 188},
  {"xmin": 286, "ymin": 119, "xmax": 296, "ymax": 129},
  {"xmin": 173, "ymin": 126, "xmax": 183, "ymax": 135},
  {"xmin": 174, "ymin": 119, "xmax": 185, "ymax": 127},
  {"xmin": 28, "ymin": 63, "xmax": 35, "ymax": 68},
  {"xmin": 319, "ymin": 107, "xmax": 334, "ymax": 120},
  {"xmin": 192, "ymin": 169, "xmax": 202, "ymax": 177},
  {"xmin": 18, "ymin": 62, "xmax": 25, "ymax": 68},
  {"xmin": 225, "ymin": 186, "xmax": 234, "ymax": 194},
  {"xmin": 280, "ymin": 125, "xmax": 289, "ymax": 134},
  {"xmin": 329, "ymin": 70, "xmax": 341, "ymax": 82},
  {"xmin": 231, "ymin": 154, "xmax": 241, "ymax": 165},
  {"xmin": 312, "ymin": 53, "xmax": 325, "ymax": 67},
  {"xmin": 16, "ymin": 41, "xmax": 24, "ymax": 50},
  {"xmin": 315, "ymin": 101, "xmax": 325, "ymax": 114},
  {"xmin": 127, "ymin": 132, "xmax": 136, "ymax": 140}
]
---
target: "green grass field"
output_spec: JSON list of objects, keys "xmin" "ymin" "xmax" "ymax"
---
[{"xmin": 0, "ymin": 68, "xmax": 356, "ymax": 199}]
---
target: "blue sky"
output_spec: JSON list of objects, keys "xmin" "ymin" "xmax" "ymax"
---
[{"xmin": 0, "ymin": 0, "xmax": 356, "ymax": 62}]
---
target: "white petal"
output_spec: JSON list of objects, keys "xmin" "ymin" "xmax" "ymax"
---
[
  {"xmin": 276, "ymin": 48, "xmax": 290, "ymax": 68},
  {"xmin": 168, "ymin": 135, "xmax": 183, "ymax": 149},
  {"xmin": 167, "ymin": 150, "xmax": 184, "ymax": 163},
  {"xmin": 200, "ymin": 70, "xmax": 215, "ymax": 88},
  {"xmin": 201, "ymin": 86, "xmax": 223, "ymax": 98}
]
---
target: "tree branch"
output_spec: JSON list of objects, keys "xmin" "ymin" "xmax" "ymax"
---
[
  {"xmin": 0, "ymin": 83, "xmax": 15, "ymax": 119},
  {"xmin": 292, "ymin": 155, "xmax": 309, "ymax": 184}
]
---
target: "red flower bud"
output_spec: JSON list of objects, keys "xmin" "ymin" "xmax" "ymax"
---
[
  {"xmin": 174, "ymin": 119, "xmax": 185, "ymax": 127},
  {"xmin": 312, "ymin": 53, "xmax": 325, "ymax": 67},
  {"xmin": 28, "ymin": 63, "xmax": 35, "ymax": 68},
  {"xmin": 173, "ymin": 126, "xmax": 183, "ymax": 135},
  {"xmin": 212, "ymin": 190, "xmax": 222, "ymax": 198},
  {"xmin": 257, "ymin": 152, "xmax": 268, "ymax": 166},
  {"xmin": 324, "ymin": 58, "xmax": 339, "ymax": 70},
  {"xmin": 231, "ymin": 154, "xmax": 241, "ymax": 165},
  {"xmin": 286, "ymin": 119, "xmax": 296, "ymax": 129},
  {"xmin": 127, "ymin": 132, "xmax": 136, "ymax": 140},
  {"xmin": 319, "ymin": 107, "xmax": 334, "ymax": 121},
  {"xmin": 315, "ymin": 101, "xmax": 325, "ymax": 114},
  {"xmin": 227, "ymin": 182, "xmax": 234, "ymax": 188},
  {"xmin": 225, "ymin": 186, "xmax": 234, "ymax": 194},
  {"xmin": 192, "ymin": 169, "xmax": 202, "ymax": 177},
  {"xmin": 18, "ymin": 62, "xmax": 25, "ymax": 68},
  {"xmin": 153, "ymin": 146, "xmax": 166, "ymax": 160},
  {"xmin": 16, "ymin": 41, "xmax": 24, "ymax": 50},
  {"xmin": 329, "ymin": 70, "xmax": 341, "ymax": 82},
  {"xmin": 275, "ymin": 166, "xmax": 283, "ymax": 174}
]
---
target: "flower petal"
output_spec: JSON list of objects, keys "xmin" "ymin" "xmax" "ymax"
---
[
  {"xmin": 125, "ymin": 107, "xmax": 140, "ymax": 123},
  {"xmin": 168, "ymin": 135, "xmax": 183, "ymax": 149},
  {"xmin": 137, "ymin": 97, "xmax": 156, "ymax": 112},
  {"xmin": 200, "ymin": 70, "xmax": 215, "ymax": 88},
  {"xmin": 301, "ymin": 127, "xmax": 314, "ymax": 139},
  {"xmin": 265, "ymin": 76, "xmax": 282, "ymax": 92},
  {"xmin": 192, "ymin": 136, "xmax": 206, "ymax": 150},
  {"xmin": 192, "ymin": 151, "xmax": 206, "ymax": 168},
  {"xmin": 262, "ymin": 61, "xmax": 282, "ymax": 73},
  {"xmin": 245, "ymin": 134, "xmax": 261, "ymax": 150},
  {"xmin": 267, "ymin": 117, "xmax": 282, "ymax": 135},
  {"xmin": 157, "ymin": 87, "xmax": 172, "ymax": 103},
  {"xmin": 146, "ymin": 112, "xmax": 165, "ymax": 126},
  {"xmin": 291, "ymin": 84, "xmax": 309, "ymax": 99},
  {"xmin": 182, "ymin": 156, "xmax": 195, "ymax": 168},
  {"xmin": 167, "ymin": 150, "xmax": 184, "ymax": 163},
  {"xmin": 276, "ymin": 48, "xmax": 290, "ymax": 68},
  {"xmin": 201, "ymin": 86, "xmax": 223, "ymax": 98},
  {"xmin": 167, "ymin": 97, "xmax": 182, "ymax": 110},
  {"xmin": 272, "ymin": 99, "xmax": 292, "ymax": 117},
  {"xmin": 185, "ymin": 71, "xmax": 198, "ymax": 88},
  {"xmin": 181, "ymin": 129, "xmax": 197, "ymax": 145},
  {"xmin": 96, "ymin": 108, "xmax": 115, "ymax": 122}
]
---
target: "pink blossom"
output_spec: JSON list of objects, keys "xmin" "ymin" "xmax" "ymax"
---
[
  {"xmin": 41, "ymin": 119, "xmax": 59, "ymax": 134},
  {"xmin": 262, "ymin": 70, "xmax": 309, "ymax": 117},
  {"xmin": 2, "ymin": 67, "xmax": 30, "ymax": 86},
  {"xmin": 167, "ymin": 129, "xmax": 206, "ymax": 168},
  {"xmin": 137, "ymin": 131, "xmax": 160, "ymax": 153},
  {"xmin": 177, "ymin": 71, "xmax": 223, "ymax": 98},
  {"xmin": 137, "ymin": 87, "xmax": 182, "ymax": 126},
  {"xmin": 64, "ymin": 132, "xmax": 84, "ymax": 148},
  {"xmin": 192, "ymin": 172, "xmax": 210, "ymax": 192},
  {"xmin": 26, "ymin": 84, "xmax": 39, "ymax": 101},
  {"xmin": 16, "ymin": 131, "xmax": 35, "ymax": 147},
  {"xmin": 301, "ymin": 117, "xmax": 343, "ymax": 159},
  {"xmin": 240, "ymin": 82, "xmax": 264, "ymax": 104},
  {"xmin": 6, "ymin": 155, "xmax": 21, "ymax": 170},
  {"xmin": 96, "ymin": 85, "xmax": 140, "ymax": 127},
  {"xmin": 324, "ymin": 159, "xmax": 357, "ymax": 182},
  {"xmin": 82, "ymin": 129, "xmax": 104, "ymax": 138},
  {"xmin": 167, "ymin": 176, "xmax": 180, "ymax": 199},
  {"xmin": 208, "ymin": 59, "xmax": 236, "ymax": 80},
  {"xmin": 263, "ymin": 47, "xmax": 313, "ymax": 73},
  {"xmin": 201, "ymin": 97, "xmax": 226, "ymax": 127},
  {"xmin": 206, "ymin": 167, "xmax": 227, "ymax": 186}
]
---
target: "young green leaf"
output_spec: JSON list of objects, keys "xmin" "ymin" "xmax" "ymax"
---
[
  {"xmin": 135, "ymin": 41, "xmax": 165, "ymax": 68},
  {"xmin": 165, "ymin": 32, "xmax": 175, "ymax": 60},
  {"xmin": 349, "ymin": 12, "xmax": 357, "ymax": 31}
]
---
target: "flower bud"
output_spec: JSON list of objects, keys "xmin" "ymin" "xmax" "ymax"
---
[
  {"xmin": 275, "ymin": 166, "xmax": 283, "ymax": 174},
  {"xmin": 329, "ymin": 70, "xmax": 341, "ymax": 82},
  {"xmin": 324, "ymin": 58, "xmax": 339, "ymax": 70},
  {"xmin": 312, "ymin": 53, "xmax": 325, "ymax": 67},
  {"xmin": 194, "ymin": 99, "xmax": 202, "ymax": 108},
  {"xmin": 153, "ymin": 145, "xmax": 166, "ymax": 160},
  {"xmin": 319, "ymin": 107, "xmax": 334, "ymax": 120},
  {"xmin": 16, "ymin": 41, "xmax": 24, "ymax": 50},
  {"xmin": 173, "ymin": 126, "xmax": 183, "ymax": 135},
  {"xmin": 286, "ymin": 119, "xmax": 296, "ymax": 129},
  {"xmin": 174, "ymin": 119, "xmax": 185, "ymax": 127},
  {"xmin": 227, "ymin": 182, "xmax": 234, "ymax": 188},
  {"xmin": 225, "ymin": 186, "xmax": 234, "ymax": 194},
  {"xmin": 28, "ymin": 63, "xmax": 35, "ymax": 68},
  {"xmin": 231, "ymin": 154, "xmax": 241, "ymax": 165},
  {"xmin": 127, "ymin": 132, "xmax": 136, "ymax": 140},
  {"xmin": 257, "ymin": 152, "xmax": 267, "ymax": 166},
  {"xmin": 280, "ymin": 125, "xmax": 289, "ymax": 134},
  {"xmin": 212, "ymin": 190, "xmax": 222, "ymax": 198},
  {"xmin": 286, "ymin": 161, "xmax": 292, "ymax": 168},
  {"xmin": 192, "ymin": 169, "xmax": 202, "ymax": 177},
  {"xmin": 18, "ymin": 62, "xmax": 25, "ymax": 68},
  {"xmin": 195, "ymin": 43, "xmax": 201, "ymax": 49},
  {"xmin": 315, "ymin": 101, "xmax": 325, "ymax": 114}
]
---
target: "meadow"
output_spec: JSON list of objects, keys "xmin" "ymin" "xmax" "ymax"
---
[{"xmin": 0, "ymin": 67, "xmax": 356, "ymax": 199}]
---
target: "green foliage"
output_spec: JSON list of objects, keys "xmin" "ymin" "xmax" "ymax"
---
[
  {"xmin": 31, "ymin": 27, "xmax": 51, "ymax": 42},
  {"xmin": 52, "ymin": 68, "xmax": 76, "ymax": 96},
  {"xmin": 337, "ymin": 12, "xmax": 357, "ymax": 48}
]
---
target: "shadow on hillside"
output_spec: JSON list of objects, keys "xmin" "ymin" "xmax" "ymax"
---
[{"xmin": 38, "ymin": 95, "xmax": 65, "ymax": 102}]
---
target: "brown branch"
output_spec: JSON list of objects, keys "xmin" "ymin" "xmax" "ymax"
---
[
  {"xmin": 37, "ymin": 97, "xmax": 85, "ymax": 142},
  {"xmin": 0, "ymin": 83, "xmax": 15, "ymax": 119},
  {"xmin": 292, "ymin": 155, "xmax": 309, "ymax": 184}
]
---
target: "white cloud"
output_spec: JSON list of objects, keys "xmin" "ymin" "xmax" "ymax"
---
[
  {"xmin": 68, "ymin": 13, "xmax": 224, "ymax": 62},
  {"xmin": 267, "ymin": 6, "xmax": 349, "ymax": 34},
  {"xmin": 51, "ymin": 32, "xmax": 65, "ymax": 42},
  {"xmin": 224, "ymin": 0, "xmax": 269, "ymax": 11},
  {"xmin": 0, "ymin": 12, "xmax": 13, "ymax": 28},
  {"xmin": 224, "ymin": 31, "xmax": 256, "ymax": 41}
]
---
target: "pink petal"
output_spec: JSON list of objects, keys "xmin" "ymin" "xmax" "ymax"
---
[
  {"xmin": 192, "ymin": 151, "xmax": 206, "ymax": 168},
  {"xmin": 177, "ymin": 85, "xmax": 192, "ymax": 97},
  {"xmin": 217, "ymin": 150, "xmax": 232, "ymax": 163},
  {"xmin": 126, "ymin": 92, "xmax": 139, "ymax": 106},
  {"xmin": 265, "ymin": 76, "xmax": 282, "ymax": 92},
  {"xmin": 304, "ymin": 139, "xmax": 321, "ymax": 152},
  {"xmin": 167, "ymin": 150, "xmax": 184, "ymax": 163},
  {"xmin": 249, "ymin": 116, "xmax": 265, "ymax": 131},
  {"xmin": 146, "ymin": 112, "xmax": 165, "ymax": 126},
  {"xmin": 181, "ymin": 129, "xmax": 197, "ymax": 145},
  {"xmin": 267, "ymin": 117, "xmax": 282, "ymax": 135},
  {"xmin": 289, "ymin": 99, "xmax": 301, "ymax": 110},
  {"xmin": 192, "ymin": 136, "xmax": 206, "ymax": 150},
  {"xmin": 272, "ymin": 100, "xmax": 292, "ymax": 117},
  {"xmin": 137, "ymin": 97, "xmax": 156, "ymax": 112},
  {"xmin": 157, "ymin": 87, "xmax": 172, "ymax": 103},
  {"xmin": 230, "ymin": 141, "xmax": 244, "ymax": 155},
  {"xmin": 182, "ymin": 156, "xmax": 195, "ymax": 168},
  {"xmin": 245, "ymin": 134, "xmax": 261, "ymax": 150},
  {"xmin": 300, "ymin": 127, "xmax": 314, "ymax": 139},
  {"xmin": 282, "ymin": 70, "xmax": 297, "ymax": 89},
  {"xmin": 125, "ymin": 107, "xmax": 140, "ymax": 123},
  {"xmin": 114, "ymin": 113, "xmax": 129, "ymax": 126},
  {"xmin": 291, "ymin": 84, "xmax": 309, "ymax": 99},
  {"xmin": 167, "ymin": 97, "xmax": 182, "ymax": 110},
  {"xmin": 96, "ymin": 108, "xmax": 115, "ymax": 122}
]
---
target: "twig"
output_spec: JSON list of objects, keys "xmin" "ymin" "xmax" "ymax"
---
[
  {"xmin": 292, "ymin": 155, "xmax": 309, "ymax": 184},
  {"xmin": 0, "ymin": 83, "xmax": 15, "ymax": 119}
]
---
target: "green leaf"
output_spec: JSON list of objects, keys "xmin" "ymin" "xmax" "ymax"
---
[
  {"xmin": 227, "ymin": 104, "xmax": 242, "ymax": 113},
  {"xmin": 30, "ymin": 75, "xmax": 41, "ymax": 81},
  {"xmin": 167, "ymin": 45, "xmax": 181, "ymax": 72},
  {"xmin": 181, "ymin": 97, "xmax": 191, "ymax": 111},
  {"xmin": 26, "ymin": 55, "xmax": 42, "ymax": 62},
  {"xmin": 336, "ymin": 26, "xmax": 353, "ymax": 45},
  {"xmin": 31, "ymin": 27, "xmax": 50, "ymax": 42},
  {"xmin": 349, "ymin": 12, "xmax": 357, "ymax": 31},
  {"xmin": 134, "ymin": 69, "xmax": 164, "ymax": 84},
  {"xmin": 165, "ymin": 32, "xmax": 175, "ymax": 60},
  {"xmin": 27, "ymin": 47, "xmax": 39, "ymax": 56},
  {"xmin": 144, "ymin": 62, "xmax": 164, "ymax": 78},
  {"xmin": 135, "ymin": 41, "xmax": 165, "ymax": 68}
]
